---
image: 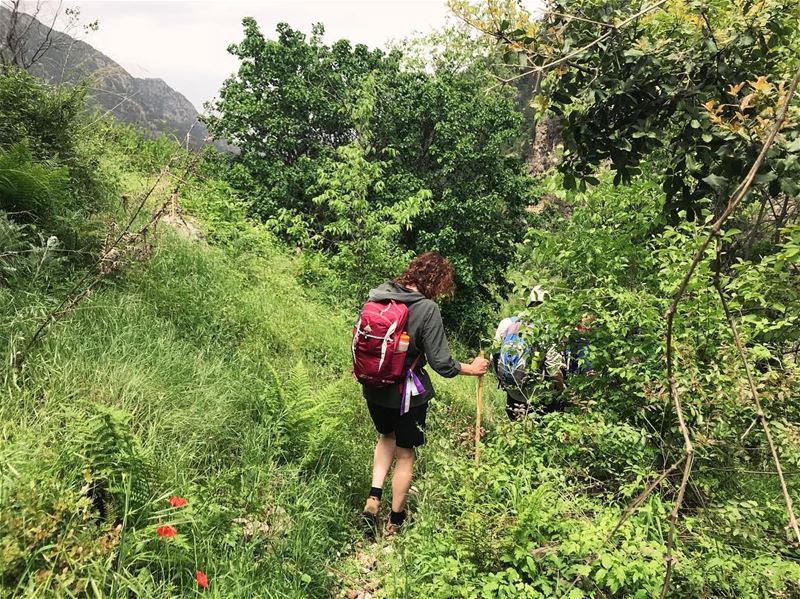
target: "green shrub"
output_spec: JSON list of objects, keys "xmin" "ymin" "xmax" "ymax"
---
[
  {"xmin": 0, "ymin": 66, "xmax": 86, "ymax": 161},
  {"xmin": 0, "ymin": 67, "xmax": 116, "ymax": 254},
  {"xmin": 209, "ymin": 22, "xmax": 533, "ymax": 340}
]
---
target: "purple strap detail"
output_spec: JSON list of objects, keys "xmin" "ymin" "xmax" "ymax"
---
[
  {"xmin": 410, "ymin": 370, "xmax": 423, "ymax": 392},
  {"xmin": 400, "ymin": 368, "xmax": 426, "ymax": 415}
]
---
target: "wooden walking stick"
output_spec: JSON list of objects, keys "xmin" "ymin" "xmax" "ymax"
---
[{"xmin": 475, "ymin": 350, "xmax": 485, "ymax": 465}]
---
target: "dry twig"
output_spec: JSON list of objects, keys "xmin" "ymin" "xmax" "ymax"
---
[
  {"xmin": 659, "ymin": 63, "xmax": 800, "ymax": 598},
  {"xmin": 712, "ymin": 236, "xmax": 800, "ymax": 544}
]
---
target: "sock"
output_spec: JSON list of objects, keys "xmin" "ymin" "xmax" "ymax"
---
[
  {"xmin": 389, "ymin": 510, "xmax": 406, "ymax": 526},
  {"xmin": 369, "ymin": 487, "xmax": 383, "ymax": 500}
]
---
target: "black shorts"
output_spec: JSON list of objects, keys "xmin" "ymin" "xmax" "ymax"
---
[{"xmin": 367, "ymin": 401, "xmax": 428, "ymax": 448}]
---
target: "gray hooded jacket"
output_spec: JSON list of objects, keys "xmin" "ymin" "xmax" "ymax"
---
[{"xmin": 361, "ymin": 281, "xmax": 460, "ymax": 409}]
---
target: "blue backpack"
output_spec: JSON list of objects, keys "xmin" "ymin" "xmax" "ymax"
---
[
  {"xmin": 495, "ymin": 317, "xmax": 546, "ymax": 391},
  {"xmin": 564, "ymin": 339, "xmax": 593, "ymax": 375}
]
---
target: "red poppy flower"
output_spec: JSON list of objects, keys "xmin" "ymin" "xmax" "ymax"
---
[
  {"xmin": 156, "ymin": 525, "xmax": 177, "ymax": 538},
  {"xmin": 196, "ymin": 570, "xmax": 209, "ymax": 589},
  {"xmin": 169, "ymin": 496, "xmax": 188, "ymax": 508}
]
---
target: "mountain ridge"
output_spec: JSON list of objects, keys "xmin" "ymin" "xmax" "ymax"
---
[{"xmin": 0, "ymin": 7, "xmax": 218, "ymax": 149}]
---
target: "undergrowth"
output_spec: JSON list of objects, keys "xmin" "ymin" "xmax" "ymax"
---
[{"xmin": 3, "ymin": 60, "xmax": 800, "ymax": 599}]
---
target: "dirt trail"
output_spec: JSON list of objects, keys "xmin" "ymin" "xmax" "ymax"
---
[{"xmin": 331, "ymin": 535, "xmax": 396, "ymax": 598}]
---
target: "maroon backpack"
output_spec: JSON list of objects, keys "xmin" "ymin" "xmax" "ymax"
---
[{"xmin": 352, "ymin": 300, "xmax": 409, "ymax": 386}]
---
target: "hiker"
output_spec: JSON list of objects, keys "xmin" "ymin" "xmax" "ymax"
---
[
  {"xmin": 353, "ymin": 252, "xmax": 489, "ymax": 536},
  {"xmin": 493, "ymin": 285, "xmax": 567, "ymax": 421}
]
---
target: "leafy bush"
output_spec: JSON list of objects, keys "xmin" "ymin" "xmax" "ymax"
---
[
  {"xmin": 409, "ymin": 169, "xmax": 800, "ymax": 597},
  {"xmin": 0, "ymin": 144, "xmax": 76, "ymax": 240},
  {"xmin": 0, "ymin": 67, "xmax": 115, "ymax": 254},
  {"xmin": 455, "ymin": 0, "xmax": 800, "ymax": 217},
  {"xmin": 0, "ymin": 66, "xmax": 87, "ymax": 161},
  {"xmin": 209, "ymin": 22, "xmax": 533, "ymax": 339}
]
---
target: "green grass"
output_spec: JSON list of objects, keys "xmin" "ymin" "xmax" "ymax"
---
[
  {"xmin": 4, "ymin": 163, "xmax": 800, "ymax": 598},
  {"xmin": 0, "ymin": 174, "xmax": 509, "ymax": 596},
  {"xmin": 0, "ymin": 223, "xmax": 381, "ymax": 596}
]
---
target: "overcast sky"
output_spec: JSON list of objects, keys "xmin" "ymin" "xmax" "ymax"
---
[{"xmin": 34, "ymin": 1, "xmax": 455, "ymax": 111}]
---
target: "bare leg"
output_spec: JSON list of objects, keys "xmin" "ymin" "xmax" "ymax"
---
[
  {"xmin": 371, "ymin": 433, "xmax": 396, "ymax": 490},
  {"xmin": 391, "ymin": 446, "xmax": 415, "ymax": 513}
]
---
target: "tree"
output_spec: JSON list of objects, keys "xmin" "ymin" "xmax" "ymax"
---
[
  {"xmin": 0, "ymin": 1, "xmax": 96, "ymax": 70},
  {"xmin": 452, "ymin": 0, "xmax": 800, "ymax": 221},
  {"xmin": 210, "ymin": 21, "xmax": 533, "ymax": 339},
  {"xmin": 206, "ymin": 20, "xmax": 395, "ymax": 220},
  {"xmin": 367, "ymin": 66, "xmax": 532, "ymax": 337}
]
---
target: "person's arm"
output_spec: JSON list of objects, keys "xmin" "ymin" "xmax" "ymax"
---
[
  {"xmin": 459, "ymin": 357, "xmax": 489, "ymax": 377},
  {"xmin": 421, "ymin": 304, "xmax": 488, "ymax": 378}
]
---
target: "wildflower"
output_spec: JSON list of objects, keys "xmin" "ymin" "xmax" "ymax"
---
[
  {"xmin": 156, "ymin": 525, "xmax": 177, "ymax": 538},
  {"xmin": 196, "ymin": 570, "xmax": 209, "ymax": 589},
  {"xmin": 169, "ymin": 496, "xmax": 188, "ymax": 508}
]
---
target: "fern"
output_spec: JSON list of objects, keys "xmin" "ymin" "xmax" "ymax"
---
[
  {"xmin": 78, "ymin": 404, "xmax": 158, "ymax": 527},
  {"xmin": 0, "ymin": 144, "xmax": 70, "ymax": 219},
  {"xmin": 258, "ymin": 365, "xmax": 292, "ymax": 457},
  {"xmin": 285, "ymin": 361, "xmax": 315, "ymax": 421},
  {"xmin": 298, "ymin": 379, "xmax": 349, "ymax": 472},
  {"xmin": 0, "ymin": 143, "xmax": 95, "ymax": 250},
  {"xmin": 262, "ymin": 362, "xmax": 346, "ymax": 464}
]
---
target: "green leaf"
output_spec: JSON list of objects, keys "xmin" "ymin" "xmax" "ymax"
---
[{"xmin": 702, "ymin": 173, "xmax": 729, "ymax": 191}]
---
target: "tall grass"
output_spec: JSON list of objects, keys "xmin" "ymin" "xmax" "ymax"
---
[{"xmin": 0, "ymin": 225, "xmax": 383, "ymax": 596}]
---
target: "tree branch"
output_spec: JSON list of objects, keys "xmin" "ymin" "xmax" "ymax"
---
[
  {"xmin": 545, "ymin": 9, "xmax": 616, "ymax": 29},
  {"xmin": 659, "ymin": 63, "xmax": 800, "ymax": 598},
  {"xmin": 499, "ymin": 0, "xmax": 670, "ymax": 86},
  {"xmin": 607, "ymin": 456, "xmax": 686, "ymax": 541},
  {"xmin": 713, "ymin": 235, "xmax": 800, "ymax": 546}
]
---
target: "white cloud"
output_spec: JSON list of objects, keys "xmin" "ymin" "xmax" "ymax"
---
[{"xmin": 520, "ymin": 0, "xmax": 546, "ymax": 18}]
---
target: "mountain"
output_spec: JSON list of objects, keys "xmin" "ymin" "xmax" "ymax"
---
[{"xmin": 0, "ymin": 7, "xmax": 218, "ymax": 149}]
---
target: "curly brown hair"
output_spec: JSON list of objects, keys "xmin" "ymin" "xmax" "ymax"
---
[{"xmin": 395, "ymin": 252, "xmax": 455, "ymax": 300}]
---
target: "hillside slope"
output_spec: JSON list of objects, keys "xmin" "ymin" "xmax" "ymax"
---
[
  {"xmin": 0, "ymin": 6, "xmax": 213, "ymax": 149},
  {"xmin": 0, "ymin": 150, "xmax": 492, "ymax": 596},
  {"xmin": 1, "ymin": 223, "xmax": 359, "ymax": 596},
  {"xmin": 5, "ymin": 159, "xmax": 800, "ymax": 597}
]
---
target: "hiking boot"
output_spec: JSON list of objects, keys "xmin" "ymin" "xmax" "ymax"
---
[
  {"xmin": 383, "ymin": 519, "xmax": 403, "ymax": 537},
  {"xmin": 361, "ymin": 496, "xmax": 381, "ymax": 539}
]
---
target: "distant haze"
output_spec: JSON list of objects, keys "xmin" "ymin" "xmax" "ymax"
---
[{"xmin": 30, "ymin": 0, "xmax": 456, "ymax": 112}]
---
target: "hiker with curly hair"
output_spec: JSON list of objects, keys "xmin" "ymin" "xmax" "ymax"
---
[{"xmin": 352, "ymin": 252, "xmax": 489, "ymax": 536}]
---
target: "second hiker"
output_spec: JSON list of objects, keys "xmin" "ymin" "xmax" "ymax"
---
[
  {"xmin": 493, "ymin": 286, "xmax": 595, "ymax": 421},
  {"xmin": 493, "ymin": 285, "xmax": 566, "ymax": 420},
  {"xmin": 352, "ymin": 252, "xmax": 489, "ymax": 536}
]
